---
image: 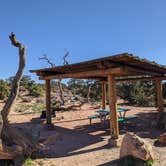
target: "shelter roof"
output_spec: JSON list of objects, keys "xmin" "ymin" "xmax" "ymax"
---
[{"xmin": 30, "ymin": 53, "xmax": 166, "ymax": 81}]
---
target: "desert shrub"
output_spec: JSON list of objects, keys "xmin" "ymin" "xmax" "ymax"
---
[
  {"xmin": 89, "ymin": 82, "xmax": 102, "ymax": 101},
  {"xmin": 67, "ymin": 79, "xmax": 102, "ymax": 102},
  {"xmin": 31, "ymin": 103, "xmax": 45, "ymax": 112},
  {"xmin": 28, "ymin": 84, "xmax": 44, "ymax": 97},
  {"xmin": 0, "ymin": 80, "xmax": 9, "ymax": 100},
  {"xmin": 36, "ymin": 98, "xmax": 44, "ymax": 103},
  {"xmin": 7, "ymin": 75, "xmax": 45, "ymax": 97},
  {"xmin": 132, "ymin": 81, "xmax": 156, "ymax": 106},
  {"xmin": 15, "ymin": 103, "xmax": 45, "ymax": 113},
  {"xmin": 21, "ymin": 97, "xmax": 32, "ymax": 103},
  {"xmin": 117, "ymin": 81, "xmax": 156, "ymax": 106},
  {"xmin": 24, "ymin": 157, "xmax": 34, "ymax": 166},
  {"xmin": 68, "ymin": 79, "xmax": 87, "ymax": 96},
  {"xmin": 15, "ymin": 105, "xmax": 31, "ymax": 112},
  {"xmin": 117, "ymin": 82, "xmax": 135, "ymax": 103}
]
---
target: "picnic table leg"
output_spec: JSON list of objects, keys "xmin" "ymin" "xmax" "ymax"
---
[
  {"xmin": 90, "ymin": 118, "xmax": 92, "ymax": 125},
  {"xmin": 123, "ymin": 111, "xmax": 127, "ymax": 118},
  {"xmin": 119, "ymin": 112, "xmax": 122, "ymax": 118}
]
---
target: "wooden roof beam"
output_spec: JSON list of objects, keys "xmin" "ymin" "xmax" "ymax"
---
[
  {"xmin": 36, "ymin": 63, "xmax": 162, "ymax": 79},
  {"xmin": 121, "ymin": 66, "xmax": 163, "ymax": 76},
  {"xmin": 39, "ymin": 66, "xmax": 162, "ymax": 80},
  {"xmin": 39, "ymin": 67, "xmax": 130, "ymax": 80},
  {"xmin": 116, "ymin": 76, "xmax": 166, "ymax": 82}
]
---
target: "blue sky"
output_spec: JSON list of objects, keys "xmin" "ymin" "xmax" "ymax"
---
[{"xmin": 0, "ymin": 0, "xmax": 166, "ymax": 82}]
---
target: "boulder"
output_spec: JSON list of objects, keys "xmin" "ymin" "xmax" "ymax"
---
[
  {"xmin": 120, "ymin": 132, "xmax": 154, "ymax": 161},
  {"xmin": 159, "ymin": 133, "xmax": 166, "ymax": 144}
]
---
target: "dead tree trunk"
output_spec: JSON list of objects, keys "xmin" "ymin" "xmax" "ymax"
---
[
  {"xmin": 39, "ymin": 54, "xmax": 65, "ymax": 105},
  {"xmin": 0, "ymin": 33, "xmax": 33, "ymax": 161},
  {"xmin": 87, "ymin": 84, "xmax": 92, "ymax": 103},
  {"xmin": 58, "ymin": 79, "xmax": 65, "ymax": 105},
  {"xmin": 1, "ymin": 33, "xmax": 25, "ymax": 124}
]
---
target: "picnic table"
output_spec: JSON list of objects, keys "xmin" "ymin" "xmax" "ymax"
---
[
  {"xmin": 96, "ymin": 108, "xmax": 130, "ymax": 118},
  {"xmin": 88, "ymin": 107, "xmax": 134, "ymax": 125}
]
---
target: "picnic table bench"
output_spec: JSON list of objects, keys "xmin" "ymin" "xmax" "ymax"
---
[{"xmin": 88, "ymin": 108, "xmax": 136, "ymax": 125}]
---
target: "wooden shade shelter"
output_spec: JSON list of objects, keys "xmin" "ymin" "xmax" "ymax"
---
[{"xmin": 30, "ymin": 53, "xmax": 166, "ymax": 139}]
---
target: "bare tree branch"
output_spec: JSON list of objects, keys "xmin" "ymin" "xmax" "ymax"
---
[
  {"xmin": 39, "ymin": 54, "xmax": 55, "ymax": 67},
  {"xmin": 39, "ymin": 54, "xmax": 65, "ymax": 105},
  {"xmin": 63, "ymin": 51, "xmax": 69, "ymax": 65}
]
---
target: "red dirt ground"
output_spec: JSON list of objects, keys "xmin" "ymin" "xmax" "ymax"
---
[{"xmin": 1, "ymin": 101, "xmax": 166, "ymax": 166}]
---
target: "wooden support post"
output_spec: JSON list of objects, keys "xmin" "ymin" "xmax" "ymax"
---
[
  {"xmin": 108, "ymin": 75, "xmax": 119, "ymax": 139},
  {"xmin": 156, "ymin": 80, "xmax": 164, "ymax": 112},
  {"xmin": 46, "ymin": 80, "xmax": 52, "ymax": 125},
  {"xmin": 102, "ymin": 82, "xmax": 106, "ymax": 110}
]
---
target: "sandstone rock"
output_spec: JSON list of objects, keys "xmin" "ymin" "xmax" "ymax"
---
[
  {"xmin": 120, "ymin": 132, "xmax": 154, "ymax": 161},
  {"xmin": 159, "ymin": 133, "xmax": 166, "ymax": 144}
]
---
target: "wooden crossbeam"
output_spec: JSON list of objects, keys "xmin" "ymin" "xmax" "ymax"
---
[
  {"xmin": 39, "ymin": 67, "xmax": 127, "ymax": 80},
  {"xmin": 116, "ymin": 76, "xmax": 166, "ymax": 82},
  {"xmin": 125, "ymin": 66, "xmax": 162, "ymax": 76},
  {"xmin": 38, "ymin": 64, "xmax": 162, "ymax": 80}
]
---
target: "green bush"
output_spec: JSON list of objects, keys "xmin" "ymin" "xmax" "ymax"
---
[
  {"xmin": 24, "ymin": 157, "xmax": 33, "ymax": 166},
  {"xmin": 67, "ymin": 79, "xmax": 102, "ymax": 102},
  {"xmin": 0, "ymin": 80, "xmax": 9, "ymax": 100},
  {"xmin": 116, "ymin": 81, "xmax": 156, "ymax": 107},
  {"xmin": 15, "ymin": 103, "xmax": 45, "ymax": 113},
  {"xmin": 7, "ymin": 75, "xmax": 45, "ymax": 97},
  {"xmin": 28, "ymin": 84, "xmax": 44, "ymax": 97}
]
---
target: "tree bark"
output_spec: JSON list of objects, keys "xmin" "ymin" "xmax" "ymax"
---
[
  {"xmin": 1, "ymin": 33, "xmax": 25, "ymax": 124},
  {"xmin": 58, "ymin": 79, "xmax": 65, "ymax": 105},
  {"xmin": 0, "ymin": 33, "xmax": 35, "ymax": 162},
  {"xmin": 87, "ymin": 84, "xmax": 92, "ymax": 103}
]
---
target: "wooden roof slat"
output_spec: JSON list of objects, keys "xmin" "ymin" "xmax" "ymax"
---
[{"xmin": 30, "ymin": 53, "xmax": 166, "ymax": 80}]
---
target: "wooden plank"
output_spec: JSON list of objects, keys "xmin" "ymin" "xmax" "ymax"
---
[
  {"xmin": 126, "ymin": 66, "xmax": 162, "ymax": 76},
  {"xmin": 102, "ymin": 82, "xmax": 106, "ymax": 110},
  {"xmin": 123, "ymin": 66, "xmax": 162, "ymax": 76},
  {"xmin": 46, "ymin": 80, "xmax": 52, "ymax": 124},
  {"xmin": 108, "ymin": 75, "xmax": 119, "ymax": 139},
  {"xmin": 156, "ymin": 80, "xmax": 164, "ymax": 112},
  {"xmin": 98, "ymin": 76, "xmax": 166, "ymax": 83},
  {"xmin": 30, "ymin": 53, "xmax": 166, "ymax": 76},
  {"xmin": 39, "ymin": 66, "xmax": 162, "ymax": 80},
  {"xmin": 39, "ymin": 67, "xmax": 126, "ymax": 80},
  {"xmin": 116, "ymin": 76, "xmax": 166, "ymax": 82}
]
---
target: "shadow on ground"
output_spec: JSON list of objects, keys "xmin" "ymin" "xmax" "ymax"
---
[{"xmin": 11, "ymin": 110, "xmax": 164, "ymax": 161}]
